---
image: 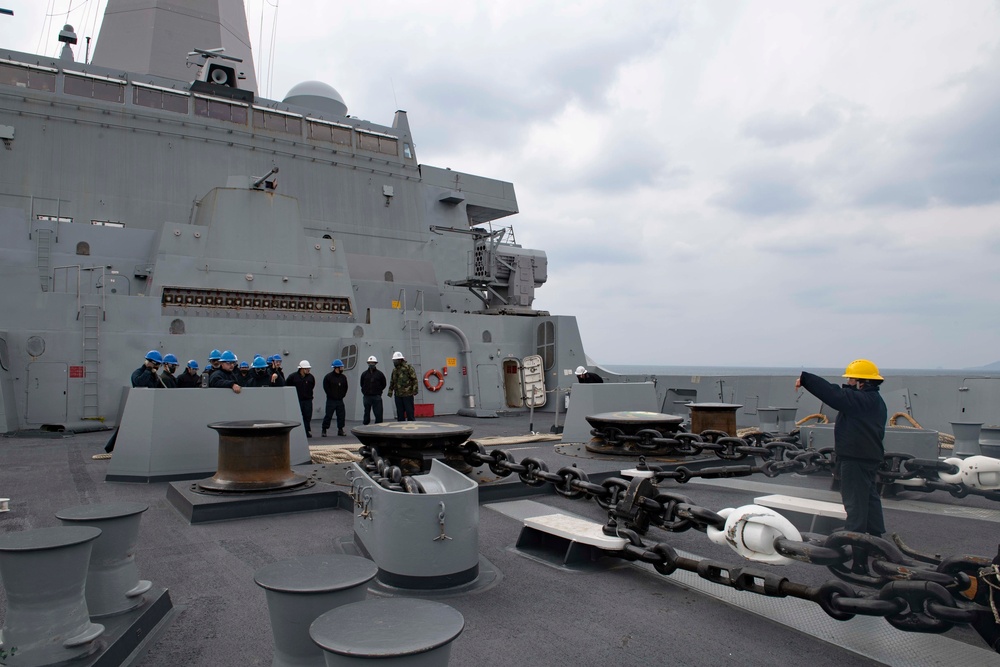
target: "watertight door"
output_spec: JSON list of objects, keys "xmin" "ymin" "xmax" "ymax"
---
[
  {"xmin": 522, "ymin": 354, "xmax": 546, "ymax": 408},
  {"xmin": 476, "ymin": 364, "xmax": 502, "ymax": 411},
  {"xmin": 26, "ymin": 362, "xmax": 68, "ymax": 424},
  {"xmin": 502, "ymin": 359, "xmax": 523, "ymax": 408}
]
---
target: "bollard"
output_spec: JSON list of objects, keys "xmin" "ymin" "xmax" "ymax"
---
[
  {"xmin": 55, "ymin": 502, "xmax": 152, "ymax": 617},
  {"xmin": 979, "ymin": 425, "xmax": 1000, "ymax": 459},
  {"xmin": 0, "ymin": 526, "xmax": 105, "ymax": 667},
  {"xmin": 254, "ymin": 554, "xmax": 378, "ymax": 667},
  {"xmin": 199, "ymin": 420, "xmax": 309, "ymax": 492},
  {"xmin": 776, "ymin": 407, "xmax": 798, "ymax": 435},
  {"xmin": 688, "ymin": 403, "xmax": 743, "ymax": 437},
  {"xmin": 951, "ymin": 421, "xmax": 983, "ymax": 458},
  {"xmin": 757, "ymin": 407, "xmax": 779, "ymax": 433},
  {"xmin": 310, "ymin": 598, "xmax": 464, "ymax": 666}
]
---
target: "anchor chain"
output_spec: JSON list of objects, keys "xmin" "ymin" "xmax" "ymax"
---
[
  {"xmin": 609, "ymin": 526, "xmax": 994, "ymax": 636},
  {"xmin": 581, "ymin": 427, "xmax": 1000, "ymax": 500},
  {"xmin": 470, "ymin": 447, "xmax": 998, "ymax": 646},
  {"xmin": 360, "ymin": 428, "xmax": 1000, "ymax": 501},
  {"xmin": 355, "ymin": 437, "xmax": 1000, "ymax": 650}
]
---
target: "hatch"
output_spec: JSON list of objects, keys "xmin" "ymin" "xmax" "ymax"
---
[
  {"xmin": 27, "ymin": 362, "xmax": 68, "ymax": 425},
  {"xmin": 521, "ymin": 355, "xmax": 546, "ymax": 408}
]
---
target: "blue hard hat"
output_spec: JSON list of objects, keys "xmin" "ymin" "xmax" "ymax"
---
[
  {"xmin": 219, "ymin": 350, "xmax": 238, "ymax": 363},
  {"xmin": 332, "ymin": 359, "xmax": 344, "ymax": 368},
  {"xmin": 271, "ymin": 354, "xmax": 282, "ymax": 363},
  {"xmin": 239, "ymin": 361, "xmax": 249, "ymax": 369},
  {"xmin": 252, "ymin": 357, "xmax": 267, "ymax": 369},
  {"xmin": 253, "ymin": 354, "xmax": 264, "ymax": 361},
  {"xmin": 145, "ymin": 350, "xmax": 163, "ymax": 363},
  {"xmin": 208, "ymin": 349, "xmax": 222, "ymax": 361},
  {"xmin": 187, "ymin": 360, "xmax": 199, "ymax": 370},
  {"xmin": 163, "ymin": 353, "xmax": 178, "ymax": 365}
]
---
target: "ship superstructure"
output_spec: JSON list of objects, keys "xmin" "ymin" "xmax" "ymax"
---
[
  {"xmin": 0, "ymin": 0, "xmax": 582, "ymax": 432},
  {"xmin": 2, "ymin": 1, "xmax": 999, "ymax": 436}
]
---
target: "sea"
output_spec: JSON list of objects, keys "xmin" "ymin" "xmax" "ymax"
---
[{"xmin": 603, "ymin": 365, "xmax": 1000, "ymax": 378}]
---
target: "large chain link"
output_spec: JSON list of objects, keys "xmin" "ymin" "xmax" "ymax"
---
[
  {"xmin": 586, "ymin": 426, "xmax": 1000, "ymax": 500},
  {"xmin": 357, "ymin": 440, "xmax": 1000, "ymax": 649},
  {"xmin": 610, "ymin": 525, "xmax": 992, "ymax": 634}
]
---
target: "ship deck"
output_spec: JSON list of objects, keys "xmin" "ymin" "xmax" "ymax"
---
[{"xmin": 2, "ymin": 412, "xmax": 1000, "ymax": 666}]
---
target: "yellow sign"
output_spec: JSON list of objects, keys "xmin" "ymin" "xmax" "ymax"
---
[
  {"xmin": 391, "ymin": 300, "xmax": 401, "ymax": 309},
  {"xmin": 446, "ymin": 358, "xmax": 457, "ymax": 367}
]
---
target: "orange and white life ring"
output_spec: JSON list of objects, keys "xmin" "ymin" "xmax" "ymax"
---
[{"xmin": 424, "ymin": 369, "xmax": 444, "ymax": 392}]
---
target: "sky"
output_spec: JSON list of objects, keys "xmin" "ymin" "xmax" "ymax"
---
[{"xmin": 6, "ymin": 1, "xmax": 1000, "ymax": 370}]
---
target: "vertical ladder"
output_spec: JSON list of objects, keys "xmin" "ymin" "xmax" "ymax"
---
[
  {"xmin": 36, "ymin": 228, "xmax": 53, "ymax": 292},
  {"xmin": 81, "ymin": 304, "xmax": 101, "ymax": 419},
  {"xmin": 405, "ymin": 317, "xmax": 423, "ymax": 400}
]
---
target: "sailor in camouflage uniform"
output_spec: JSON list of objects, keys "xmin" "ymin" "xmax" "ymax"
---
[{"xmin": 387, "ymin": 351, "xmax": 418, "ymax": 421}]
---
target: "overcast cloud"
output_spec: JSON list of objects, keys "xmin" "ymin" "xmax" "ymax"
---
[{"xmin": 6, "ymin": 0, "xmax": 1000, "ymax": 369}]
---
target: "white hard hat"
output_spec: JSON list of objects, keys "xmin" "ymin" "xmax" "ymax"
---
[
  {"xmin": 298, "ymin": 360, "xmax": 311, "ymax": 369},
  {"xmin": 367, "ymin": 356, "xmax": 378, "ymax": 363},
  {"xmin": 392, "ymin": 351, "xmax": 405, "ymax": 360},
  {"xmin": 575, "ymin": 366, "xmax": 587, "ymax": 375}
]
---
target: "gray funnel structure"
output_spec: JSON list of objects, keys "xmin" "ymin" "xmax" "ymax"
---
[{"xmin": 91, "ymin": 0, "xmax": 258, "ymax": 92}]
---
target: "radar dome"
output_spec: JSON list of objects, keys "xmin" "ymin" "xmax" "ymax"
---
[{"xmin": 283, "ymin": 81, "xmax": 348, "ymax": 117}]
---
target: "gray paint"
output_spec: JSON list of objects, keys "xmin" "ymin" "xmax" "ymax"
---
[
  {"xmin": 0, "ymin": 2, "xmax": 995, "ymax": 438},
  {"xmin": 351, "ymin": 460, "xmax": 479, "ymax": 586},
  {"xmin": 560, "ymin": 382, "xmax": 658, "ymax": 444},
  {"xmin": 800, "ymin": 423, "xmax": 940, "ymax": 460},
  {"xmin": 0, "ymin": 526, "xmax": 105, "ymax": 666},
  {"xmin": 55, "ymin": 502, "xmax": 152, "ymax": 618},
  {"xmin": 106, "ymin": 386, "xmax": 309, "ymax": 481},
  {"xmin": 92, "ymin": 0, "xmax": 258, "ymax": 92},
  {"xmin": 255, "ymin": 554, "xmax": 376, "ymax": 667}
]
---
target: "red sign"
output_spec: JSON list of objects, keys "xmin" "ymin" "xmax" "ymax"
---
[
  {"xmin": 462, "ymin": 366, "xmax": 467, "ymax": 376},
  {"xmin": 69, "ymin": 366, "xmax": 86, "ymax": 378}
]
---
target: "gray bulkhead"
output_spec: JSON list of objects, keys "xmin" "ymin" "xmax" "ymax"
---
[
  {"xmin": 4, "ymin": 2, "xmax": 985, "ymax": 434},
  {"xmin": 0, "ymin": 19, "xmax": 568, "ymax": 430}
]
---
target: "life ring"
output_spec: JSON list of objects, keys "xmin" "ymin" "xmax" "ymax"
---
[{"xmin": 424, "ymin": 369, "xmax": 444, "ymax": 392}]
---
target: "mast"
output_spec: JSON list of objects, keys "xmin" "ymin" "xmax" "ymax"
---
[{"xmin": 90, "ymin": 0, "xmax": 258, "ymax": 93}]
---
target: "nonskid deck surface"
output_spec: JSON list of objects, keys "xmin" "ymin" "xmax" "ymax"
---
[{"xmin": 1, "ymin": 414, "xmax": 998, "ymax": 666}]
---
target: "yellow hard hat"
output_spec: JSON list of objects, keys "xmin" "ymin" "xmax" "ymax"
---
[{"xmin": 842, "ymin": 359, "xmax": 883, "ymax": 381}]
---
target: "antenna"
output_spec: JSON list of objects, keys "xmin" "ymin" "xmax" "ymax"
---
[
  {"xmin": 252, "ymin": 167, "xmax": 279, "ymax": 190},
  {"xmin": 187, "ymin": 47, "xmax": 243, "ymax": 63}
]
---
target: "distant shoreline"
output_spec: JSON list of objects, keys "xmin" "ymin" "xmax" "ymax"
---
[{"xmin": 602, "ymin": 364, "xmax": 1000, "ymax": 377}]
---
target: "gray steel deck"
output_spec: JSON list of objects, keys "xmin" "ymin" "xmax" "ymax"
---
[{"xmin": 1, "ymin": 413, "xmax": 999, "ymax": 666}]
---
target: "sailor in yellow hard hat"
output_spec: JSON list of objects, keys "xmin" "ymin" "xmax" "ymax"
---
[{"xmin": 795, "ymin": 359, "xmax": 887, "ymax": 553}]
